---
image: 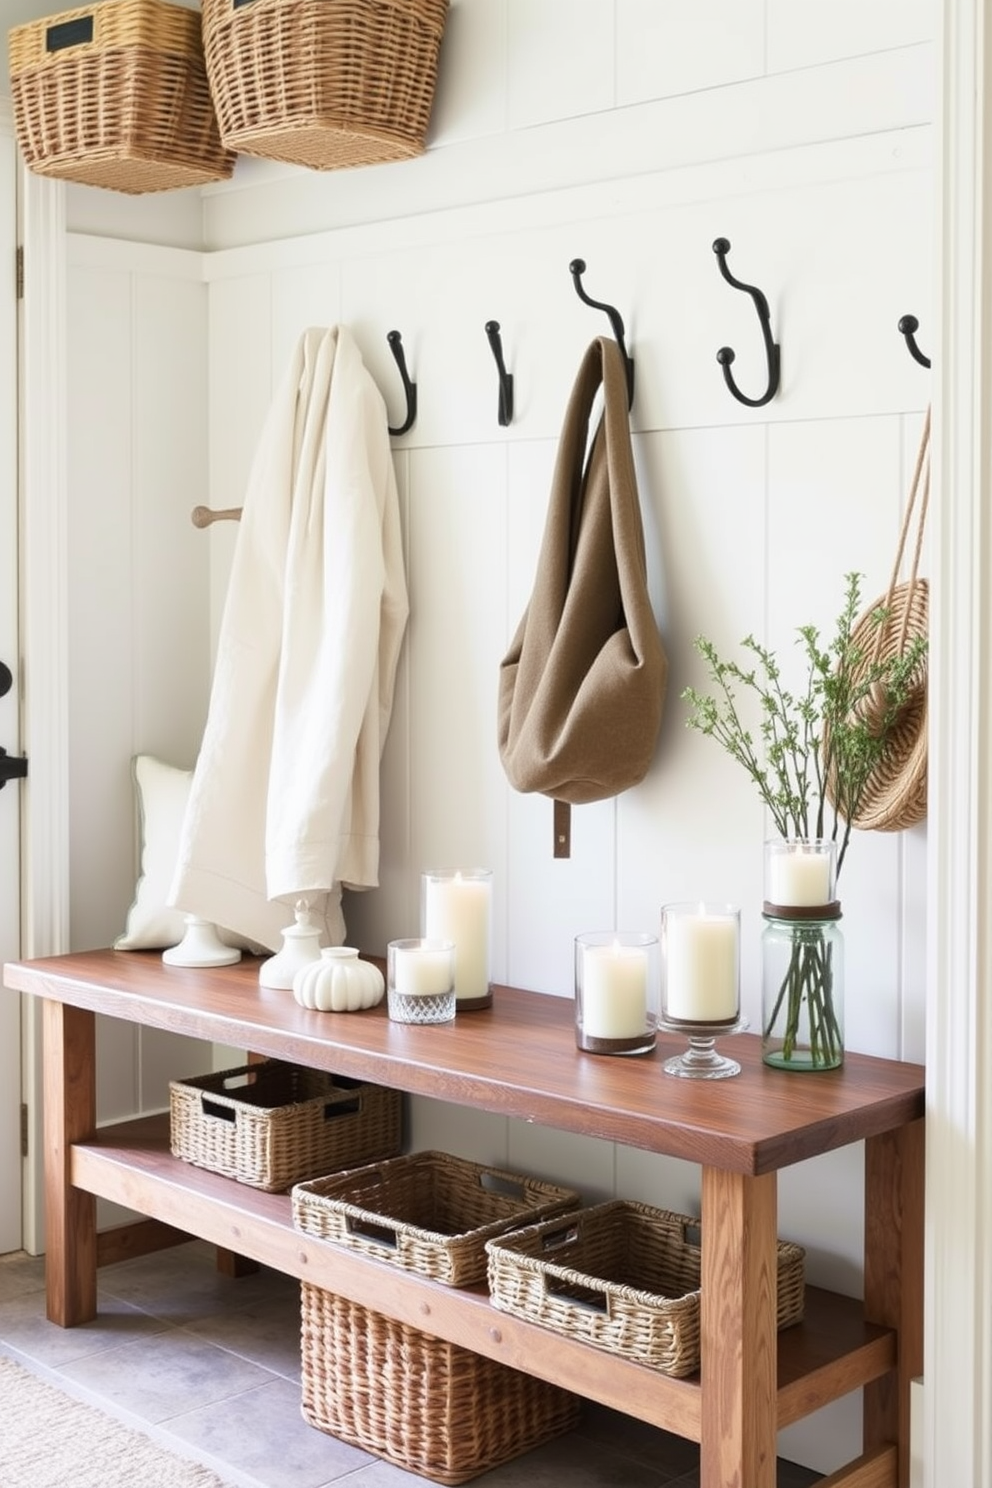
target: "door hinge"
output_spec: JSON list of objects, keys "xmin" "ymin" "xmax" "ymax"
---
[
  {"xmin": 20, "ymin": 1103, "xmax": 28, "ymax": 1158},
  {"xmin": 16, "ymin": 246, "xmax": 24, "ymax": 300}
]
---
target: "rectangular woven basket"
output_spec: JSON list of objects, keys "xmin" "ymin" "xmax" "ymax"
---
[
  {"xmin": 292, "ymin": 1149, "xmax": 580, "ymax": 1287},
  {"xmin": 485, "ymin": 1199, "xmax": 806, "ymax": 1379},
  {"xmin": 301, "ymin": 1283, "xmax": 581, "ymax": 1485},
  {"xmin": 169, "ymin": 1059, "xmax": 402, "ymax": 1193},
  {"xmin": 201, "ymin": 0, "xmax": 449, "ymax": 171},
  {"xmin": 8, "ymin": 0, "xmax": 236, "ymax": 194}
]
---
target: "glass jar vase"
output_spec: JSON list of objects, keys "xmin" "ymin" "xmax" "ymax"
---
[{"xmin": 761, "ymin": 907, "xmax": 844, "ymax": 1071}]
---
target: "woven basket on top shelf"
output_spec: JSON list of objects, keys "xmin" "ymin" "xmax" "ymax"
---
[
  {"xmin": 200, "ymin": 0, "xmax": 449, "ymax": 171},
  {"xmin": 169, "ymin": 1059, "xmax": 402, "ymax": 1193},
  {"xmin": 486, "ymin": 1200, "xmax": 807, "ymax": 1379},
  {"xmin": 300, "ymin": 1283, "xmax": 581, "ymax": 1485},
  {"xmin": 8, "ymin": 0, "xmax": 235, "ymax": 193}
]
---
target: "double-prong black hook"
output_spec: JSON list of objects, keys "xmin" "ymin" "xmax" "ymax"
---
[
  {"xmin": 898, "ymin": 315, "xmax": 931, "ymax": 369},
  {"xmin": 712, "ymin": 237, "xmax": 780, "ymax": 408},
  {"xmin": 485, "ymin": 321, "xmax": 514, "ymax": 426},
  {"xmin": 386, "ymin": 329, "xmax": 417, "ymax": 436},
  {"xmin": 569, "ymin": 258, "xmax": 634, "ymax": 406}
]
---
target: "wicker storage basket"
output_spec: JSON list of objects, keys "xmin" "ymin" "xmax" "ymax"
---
[
  {"xmin": 485, "ymin": 1200, "xmax": 806, "ymax": 1379},
  {"xmin": 201, "ymin": 0, "xmax": 449, "ymax": 171},
  {"xmin": 169, "ymin": 1059, "xmax": 402, "ymax": 1192},
  {"xmin": 8, "ymin": 0, "xmax": 236, "ymax": 194},
  {"xmin": 292, "ymin": 1149, "xmax": 580, "ymax": 1287},
  {"xmin": 301, "ymin": 1283, "xmax": 581, "ymax": 1484}
]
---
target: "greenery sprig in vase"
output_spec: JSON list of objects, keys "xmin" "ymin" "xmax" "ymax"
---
[{"xmin": 681, "ymin": 572, "xmax": 928, "ymax": 1069}]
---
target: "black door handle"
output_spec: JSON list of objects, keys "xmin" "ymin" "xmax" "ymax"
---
[{"xmin": 0, "ymin": 746, "xmax": 28, "ymax": 788}]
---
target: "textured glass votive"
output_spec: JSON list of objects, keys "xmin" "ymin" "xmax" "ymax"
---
[
  {"xmin": 421, "ymin": 869, "xmax": 493, "ymax": 1009},
  {"xmin": 575, "ymin": 932, "xmax": 659, "ymax": 1055},
  {"xmin": 387, "ymin": 938, "xmax": 456, "ymax": 1024},
  {"xmin": 660, "ymin": 903, "xmax": 741, "ymax": 1025}
]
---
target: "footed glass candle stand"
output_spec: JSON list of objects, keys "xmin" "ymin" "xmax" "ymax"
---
[{"xmin": 660, "ymin": 902, "xmax": 744, "ymax": 1079}]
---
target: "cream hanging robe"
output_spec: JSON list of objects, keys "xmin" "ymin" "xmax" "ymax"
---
[{"xmin": 170, "ymin": 326, "xmax": 409, "ymax": 951}]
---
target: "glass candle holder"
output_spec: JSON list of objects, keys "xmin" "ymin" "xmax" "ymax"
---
[
  {"xmin": 387, "ymin": 938, "xmax": 456, "ymax": 1025},
  {"xmin": 421, "ymin": 869, "xmax": 493, "ymax": 1009},
  {"xmin": 660, "ymin": 903, "xmax": 744, "ymax": 1079},
  {"xmin": 764, "ymin": 839, "xmax": 838, "ymax": 913},
  {"xmin": 575, "ymin": 932, "xmax": 659, "ymax": 1056}
]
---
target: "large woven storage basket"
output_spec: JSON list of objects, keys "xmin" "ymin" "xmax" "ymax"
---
[
  {"xmin": 301, "ymin": 1283, "xmax": 581, "ymax": 1484},
  {"xmin": 170, "ymin": 1059, "xmax": 402, "ymax": 1192},
  {"xmin": 292, "ymin": 1149, "xmax": 580, "ymax": 1287},
  {"xmin": 8, "ymin": 0, "xmax": 235, "ymax": 193},
  {"xmin": 201, "ymin": 0, "xmax": 449, "ymax": 171},
  {"xmin": 486, "ymin": 1200, "xmax": 806, "ymax": 1379}
]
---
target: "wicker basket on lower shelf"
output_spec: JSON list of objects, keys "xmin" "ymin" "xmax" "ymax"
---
[
  {"xmin": 8, "ymin": 0, "xmax": 235, "ymax": 193},
  {"xmin": 201, "ymin": 0, "xmax": 449, "ymax": 172},
  {"xmin": 485, "ymin": 1200, "xmax": 806, "ymax": 1379},
  {"xmin": 292, "ymin": 1149, "xmax": 580, "ymax": 1287},
  {"xmin": 300, "ymin": 1283, "xmax": 581, "ymax": 1484},
  {"xmin": 169, "ymin": 1059, "xmax": 402, "ymax": 1192}
]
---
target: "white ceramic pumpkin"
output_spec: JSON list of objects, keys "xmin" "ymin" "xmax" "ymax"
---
[{"xmin": 292, "ymin": 947, "xmax": 385, "ymax": 1012}]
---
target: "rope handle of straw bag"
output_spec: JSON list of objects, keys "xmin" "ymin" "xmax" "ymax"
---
[{"xmin": 872, "ymin": 405, "xmax": 931, "ymax": 664}]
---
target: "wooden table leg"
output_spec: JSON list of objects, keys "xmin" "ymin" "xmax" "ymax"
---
[
  {"xmin": 700, "ymin": 1167, "xmax": 779, "ymax": 1488},
  {"xmin": 863, "ymin": 1118, "xmax": 925, "ymax": 1488},
  {"xmin": 43, "ymin": 998, "xmax": 97, "ymax": 1326}
]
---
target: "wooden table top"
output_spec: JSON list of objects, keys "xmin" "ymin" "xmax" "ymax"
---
[{"xmin": 4, "ymin": 948, "xmax": 925, "ymax": 1176}]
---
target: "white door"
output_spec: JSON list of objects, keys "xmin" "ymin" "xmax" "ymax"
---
[{"xmin": 0, "ymin": 114, "xmax": 23, "ymax": 1254}]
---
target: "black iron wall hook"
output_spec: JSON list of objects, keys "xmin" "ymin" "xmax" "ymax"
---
[
  {"xmin": 485, "ymin": 320, "xmax": 514, "ymax": 426},
  {"xmin": 898, "ymin": 315, "xmax": 931, "ymax": 369},
  {"xmin": 712, "ymin": 237, "xmax": 781, "ymax": 408},
  {"xmin": 569, "ymin": 258, "xmax": 635, "ymax": 406},
  {"xmin": 386, "ymin": 329, "xmax": 417, "ymax": 435}
]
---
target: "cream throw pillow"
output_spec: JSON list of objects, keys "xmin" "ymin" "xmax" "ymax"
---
[{"xmin": 116, "ymin": 754, "xmax": 258, "ymax": 952}]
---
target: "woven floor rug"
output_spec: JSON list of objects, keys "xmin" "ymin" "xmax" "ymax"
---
[{"xmin": 0, "ymin": 1354, "xmax": 237, "ymax": 1488}]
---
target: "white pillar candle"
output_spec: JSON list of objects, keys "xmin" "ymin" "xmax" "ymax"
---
[
  {"xmin": 390, "ymin": 943, "xmax": 454, "ymax": 998},
  {"xmin": 665, "ymin": 909, "xmax": 739, "ymax": 1022},
  {"xmin": 768, "ymin": 845, "xmax": 832, "ymax": 907},
  {"xmin": 581, "ymin": 941, "xmax": 648, "ymax": 1039},
  {"xmin": 423, "ymin": 871, "xmax": 491, "ymax": 1001}
]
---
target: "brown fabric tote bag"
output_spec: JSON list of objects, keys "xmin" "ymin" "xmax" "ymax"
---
[{"xmin": 498, "ymin": 337, "xmax": 668, "ymax": 806}]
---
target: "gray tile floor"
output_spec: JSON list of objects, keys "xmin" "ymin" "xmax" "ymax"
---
[{"xmin": 0, "ymin": 1241, "xmax": 820, "ymax": 1488}]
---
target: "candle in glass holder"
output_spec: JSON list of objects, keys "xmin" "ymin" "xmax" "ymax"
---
[
  {"xmin": 387, "ymin": 938, "xmax": 456, "ymax": 1024},
  {"xmin": 575, "ymin": 932, "xmax": 658, "ymax": 1055},
  {"xmin": 765, "ymin": 840, "xmax": 835, "ymax": 908},
  {"xmin": 662, "ymin": 904, "xmax": 740, "ymax": 1023},
  {"xmin": 422, "ymin": 869, "xmax": 492, "ymax": 1007}
]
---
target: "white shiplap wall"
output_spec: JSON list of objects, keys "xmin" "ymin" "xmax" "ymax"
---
[{"xmin": 58, "ymin": 3, "xmax": 935, "ymax": 1472}]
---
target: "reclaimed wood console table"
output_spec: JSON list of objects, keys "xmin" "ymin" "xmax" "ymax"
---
[{"xmin": 4, "ymin": 949, "xmax": 924, "ymax": 1488}]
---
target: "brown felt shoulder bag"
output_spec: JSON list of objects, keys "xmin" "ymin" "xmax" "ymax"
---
[{"xmin": 498, "ymin": 337, "xmax": 668, "ymax": 806}]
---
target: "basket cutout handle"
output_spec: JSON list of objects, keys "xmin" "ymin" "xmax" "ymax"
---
[
  {"xmin": 200, "ymin": 1097, "xmax": 236, "ymax": 1123},
  {"xmin": 478, "ymin": 1170, "xmax": 527, "ymax": 1200},
  {"xmin": 542, "ymin": 1271, "xmax": 610, "ymax": 1315},
  {"xmin": 539, "ymin": 1219, "xmax": 581, "ymax": 1253},
  {"xmin": 46, "ymin": 16, "xmax": 94, "ymax": 52},
  {"xmin": 683, "ymin": 1220, "xmax": 702, "ymax": 1250},
  {"xmin": 221, "ymin": 1069, "xmax": 258, "ymax": 1092},
  {"xmin": 345, "ymin": 1215, "xmax": 398, "ymax": 1249},
  {"xmin": 322, "ymin": 1097, "xmax": 361, "ymax": 1122}
]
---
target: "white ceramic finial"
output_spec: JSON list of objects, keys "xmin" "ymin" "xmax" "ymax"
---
[{"xmin": 258, "ymin": 900, "xmax": 323, "ymax": 989}]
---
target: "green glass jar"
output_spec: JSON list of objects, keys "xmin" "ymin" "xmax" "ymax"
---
[{"xmin": 761, "ymin": 907, "xmax": 844, "ymax": 1071}]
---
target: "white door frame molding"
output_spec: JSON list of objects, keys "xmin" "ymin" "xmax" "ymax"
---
[
  {"xmin": 19, "ymin": 162, "xmax": 70, "ymax": 1254},
  {"xmin": 926, "ymin": 1, "xmax": 992, "ymax": 1482}
]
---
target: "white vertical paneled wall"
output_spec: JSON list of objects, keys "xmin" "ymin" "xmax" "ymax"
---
[
  {"xmin": 56, "ymin": 7, "xmax": 935, "ymax": 1473},
  {"xmin": 65, "ymin": 238, "xmax": 216, "ymax": 1132}
]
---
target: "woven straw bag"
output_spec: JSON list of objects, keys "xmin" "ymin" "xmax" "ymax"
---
[{"xmin": 826, "ymin": 408, "xmax": 931, "ymax": 833}]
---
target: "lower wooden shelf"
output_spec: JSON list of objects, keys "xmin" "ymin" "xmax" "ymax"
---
[{"xmin": 73, "ymin": 1114, "xmax": 896, "ymax": 1441}]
